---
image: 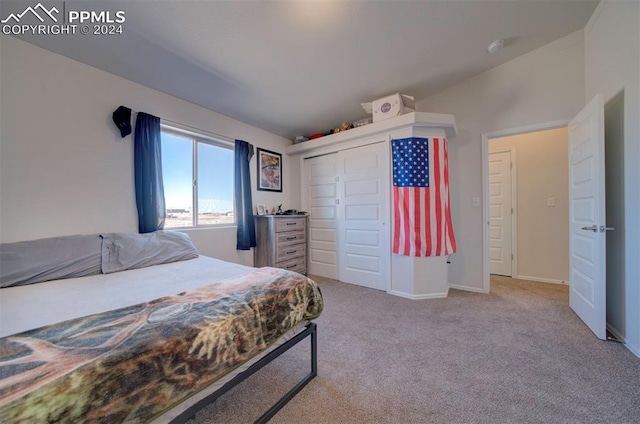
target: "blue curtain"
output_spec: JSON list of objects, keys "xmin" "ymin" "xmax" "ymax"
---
[
  {"xmin": 235, "ymin": 140, "xmax": 256, "ymax": 250},
  {"xmin": 134, "ymin": 112, "xmax": 166, "ymax": 233}
]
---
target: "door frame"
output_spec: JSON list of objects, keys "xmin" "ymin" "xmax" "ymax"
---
[
  {"xmin": 487, "ymin": 147, "xmax": 517, "ymax": 278},
  {"xmin": 481, "ymin": 119, "xmax": 570, "ymax": 293}
]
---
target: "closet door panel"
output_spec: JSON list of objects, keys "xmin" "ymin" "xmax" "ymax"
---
[
  {"xmin": 338, "ymin": 142, "xmax": 390, "ymax": 291},
  {"xmin": 303, "ymin": 154, "xmax": 339, "ymax": 279}
]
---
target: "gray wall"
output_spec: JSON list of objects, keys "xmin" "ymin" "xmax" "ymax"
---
[
  {"xmin": 0, "ymin": 36, "xmax": 294, "ymax": 264},
  {"xmin": 416, "ymin": 31, "xmax": 585, "ymax": 291}
]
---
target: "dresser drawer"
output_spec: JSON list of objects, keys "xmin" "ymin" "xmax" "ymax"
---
[
  {"xmin": 276, "ymin": 230, "xmax": 306, "ymax": 248},
  {"xmin": 276, "ymin": 257, "xmax": 307, "ymax": 274},
  {"xmin": 275, "ymin": 218, "xmax": 306, "ymax": 233},
  {"xmin": 276, "ymin": 244, "xmax": 306, "ymax": 262}
]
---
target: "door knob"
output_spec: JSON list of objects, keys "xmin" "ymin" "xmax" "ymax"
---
[{"xmin": 581, "ymin": 225, "xmax": 598, "ymax": 232}]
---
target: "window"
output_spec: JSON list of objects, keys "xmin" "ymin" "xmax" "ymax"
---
[{"xmin": 161, "ymin": 125, "xmax": 234, "ymax": 228}]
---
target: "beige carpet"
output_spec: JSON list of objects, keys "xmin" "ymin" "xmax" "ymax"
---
[{"xmin": 189, "ymin": 275, "xmax": 640, "ymax": 423}]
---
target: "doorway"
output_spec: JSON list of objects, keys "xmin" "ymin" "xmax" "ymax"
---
[
  {"xmin": 482, "ymin": 120, "xmax": 570, "ymax": 293},
  {"xmin": 488, "ymin": 127, "xmax": 570, "ymax": 285},
  {"xmin": 603, "ymin": 91, "xmax": 626, "ymax": 341}
]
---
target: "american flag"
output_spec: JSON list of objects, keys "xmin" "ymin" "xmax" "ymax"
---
[{"xmin": 392, "ymin": 137, "xmax": 456, "ymax": 256}]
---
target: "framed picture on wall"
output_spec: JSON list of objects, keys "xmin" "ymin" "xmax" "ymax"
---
[{"xmin": 257, "ymin": 148, "xmax": 282, "ymax": 192}]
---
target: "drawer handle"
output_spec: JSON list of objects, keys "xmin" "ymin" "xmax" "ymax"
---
[
  {"xmin": 286, "ymin": 222, "xmax": 296, "ymax": 226},
  {"xmin": 286, "ymin": 264, "xmax": 296, "ymax": 269},
  {"xmin": 285, "ymin": 236, "xmax": 297, "ymax": 240},
  {"xmin": 286, "ymin": 250, "xmax": 297, "ymax": 254}
]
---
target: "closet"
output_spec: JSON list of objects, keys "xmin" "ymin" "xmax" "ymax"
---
[
  {"xmin": 287, "ymin": 112, "xmax": 456, "ymax": 298},
  {"xmin": 303, "ymin": 142, "xmax": 389, "ymax": 291}
]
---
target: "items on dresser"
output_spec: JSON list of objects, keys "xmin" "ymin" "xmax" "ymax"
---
[{"xmin": 254, "ymin": 215, "xmax": 307, "ymax": 274}]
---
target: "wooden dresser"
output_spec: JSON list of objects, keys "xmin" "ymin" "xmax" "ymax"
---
[{"xmin": 254, "ymin": 215, "xmax": 307, "ymax": 274}]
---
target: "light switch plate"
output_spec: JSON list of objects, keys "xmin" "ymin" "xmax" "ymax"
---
[
  {"xmin": 547, "ymin": 197, "xmax": 556, "ymax": 207},
  {"xmin": 472, "ymin": 197, "xmax": 480, "ymax": 207}
]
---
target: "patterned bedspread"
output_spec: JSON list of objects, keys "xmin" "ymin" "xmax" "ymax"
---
[{"xmin": 0, "ymin": 267, "xmax": 323, "ymax": 423}]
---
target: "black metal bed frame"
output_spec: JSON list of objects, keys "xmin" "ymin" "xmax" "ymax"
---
[{"xmin": 170, "ymin": 322, "xmax": 318, "ymax": 424}]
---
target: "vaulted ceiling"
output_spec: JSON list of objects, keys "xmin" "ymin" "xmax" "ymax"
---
[{"xmin": 4, "ymin": 0, "xmax": 598, "ymax": 140}]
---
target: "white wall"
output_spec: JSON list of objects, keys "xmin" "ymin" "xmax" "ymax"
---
[
  {"xmin": 416, "ymin": 31, "xmax": 585, "ymax": 290},
  {"xmin": 0, "ymin": 35, "xmax": 295, "ymax": 265},
  {"xmin": 584, "ymin": 0, "xmax": 640, "ymax": 355},
  {"xmin": 490, "ymin": 127, "xmax": 569, "ymax": 283}
]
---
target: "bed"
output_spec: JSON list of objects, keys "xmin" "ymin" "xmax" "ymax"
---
[{"xmin": 0, "ymin": 232, "xmax": 324, "ymax": 423}]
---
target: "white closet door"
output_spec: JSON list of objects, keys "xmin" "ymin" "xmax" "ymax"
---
[
  {"xmin": 304, "ymin": 154, "xmax": 339, "ymax": 279},
  {"xmin": 338, "ymin": 142, "xmax": 390, "ymax": 291}
]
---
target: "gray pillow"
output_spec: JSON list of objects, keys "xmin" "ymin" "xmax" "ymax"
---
[
  {"xmin": 0, "ymin": 234, "xmax": 103, "ymax": 288},
  {"xmin": 100, "ymin": 231, "xmax": 199, "ymax": 274}
]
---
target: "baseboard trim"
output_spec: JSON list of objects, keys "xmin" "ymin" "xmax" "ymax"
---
[
  {"xmin": 387, "ymin": 289, "xmax": 449, "ymax": 300},
  {"xmin": 448, "ymin": 284, "xmax": 489, "ymax": 294},
  {"xmin": 515, "ymin": 275, "xmax": 568, "ymax": 285}
]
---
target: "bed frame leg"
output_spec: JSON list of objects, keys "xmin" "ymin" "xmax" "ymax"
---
[
  {"xmin": 255, "ymin": 322, "xmax": 318, "ymax": 423},
  {"xmin": 171, "ymin": 323, "xmax": 319, "ymax": 424}
]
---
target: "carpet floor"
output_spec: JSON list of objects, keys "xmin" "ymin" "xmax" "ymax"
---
[{"xmin": 189, "ymin": 275, "xmax": 640, "ymax": 423}]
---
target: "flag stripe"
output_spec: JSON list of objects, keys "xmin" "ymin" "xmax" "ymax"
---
[
  {"xmin": 440, "ymin": 139, "xmax": 447, "ymax": 254},
  {"xmin": 393, "ymin": 187, "xmax": 400, "ymax": 254},
  {"xmin": 420, "ymin": 187, "xmax": 427, "ymax": 256},
  {"xmin": 433, "ymin": 138, "xmax": 442, "ymax": 255},
  {"xmin": 444, "ymin": 140, "xmax": 457, "ymax": 253},
  {"xmin": 404, "ymin": 188, "xmax": 411, "ymax": 255},
  {"xmin": 411, "ymin": 188, "xmax": 422, "ymax": 256},
  {"xmin": 426, "ymin": 161, "xmax": 433, "ymax": 257}
]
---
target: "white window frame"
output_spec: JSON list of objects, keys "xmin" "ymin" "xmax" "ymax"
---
[{"xmin": 161, "ymin": 123, "xmax": 235, "ymax": 228}]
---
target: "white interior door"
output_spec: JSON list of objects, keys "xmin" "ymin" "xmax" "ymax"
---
[
  {"xmin": 338, "ymin": 142, "xmax": 390, "ymax": 291},
  {"xmin": 488, "ymin": 151, "xmax": 513, "ymax": 276},
  {"xmin": 303, "ymin": 154, "xmax": 339, "ymax": 279},
  {"xmin": 569, "ymin": 94, "xmax": 606, "ymax": 340}
]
